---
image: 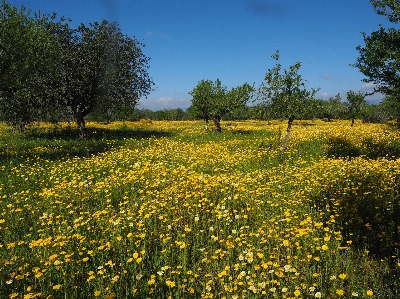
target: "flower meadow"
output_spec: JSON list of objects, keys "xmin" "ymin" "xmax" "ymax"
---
[{"xmin": 0, "ymin": 119, "xmax": 400, "ymax": 299}]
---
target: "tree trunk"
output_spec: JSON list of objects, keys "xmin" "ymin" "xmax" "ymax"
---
[
  {"xmin": 75, "ymin": 109, "xmax": 88, "ymax": 139},
  {"xmin": 351, "ymin": 118, "xmax": 355, "ymax": 127},
  {"xmin": 212, "ymin": 117, "xmax": 222, "ymax": 132},
  {"xmin": 280, "ymin": 115, "xmax": 295, "ymax": 153}
]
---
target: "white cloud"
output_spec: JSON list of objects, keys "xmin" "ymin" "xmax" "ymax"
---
[
  {"xmin": 357, "ymin": 82, "xmax": 376, "ymax": 93},
  {"xmin": 316, "ymin": 82, "xmax": 384, "ymax": 104},
  {"xmin": 365, "ymin": 93, "xmax": 384, "ymax": 104},
  {"xmin": 138, "ymin": 97, "xmax": 191, "ymax": 111},
  {"xmin": 160, "ymin": 32, "xmax": 171, "ymax": 39},
  {"xmin": 355, "ymin": 82, "xmax": 383, "ymax": 104},
  {"xmin": 321, "ymin": 74, "xmax": 331, "ymax": 79},
  {"xmin": 321, "ymin": 92, "xmax": 329, "ymax": 99},
  {"xmin": 144, "ymin": 31, "xmax": 171, "ymax": 39}
]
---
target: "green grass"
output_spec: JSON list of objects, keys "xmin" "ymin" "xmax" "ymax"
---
[{"xmin": 0, "ymin": 120, "xmax": 399, "ymax": 299}]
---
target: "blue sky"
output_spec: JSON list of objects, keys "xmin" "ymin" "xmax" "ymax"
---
[{"xmin": 9, "ymin": 0, "xmax": 396, "ymax": 110}]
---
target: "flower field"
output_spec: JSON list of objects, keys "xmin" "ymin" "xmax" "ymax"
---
[{"xmin": 1, "ymin": 119, "xmax": 400, "ymax": 299}]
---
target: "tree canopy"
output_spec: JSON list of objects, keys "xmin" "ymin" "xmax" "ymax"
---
[
  {"xmin": 0, "ymin": 1, "xmax": 62, "ymax": 130},
  {"xmin": 256, "ymin": 51, "xmax": 319, "ymax": 120},
  {"xmin": 371, "ymin": 0, "xmax": 400, "ymax": 23},
  {"xmin": 256, "ymin": 50, "xmax": 319, "ymax": 151},
  {"xmin": 354, "ymin": 1, "xmax": 400, "ymax": 95},
  {"xmin": 189, "ymin": 79, "xmax": 254, "ymax": 131},
  {"xmin": 354, "ymin": 25, "xmax": 400, "ymax": 96},
  {"xmin": 0, "ymin": 0, "xmax": 154, "ymax": 137},
  {"xmin": 345, "ymin": 90, "xmax": 367, "ymax": 126}
]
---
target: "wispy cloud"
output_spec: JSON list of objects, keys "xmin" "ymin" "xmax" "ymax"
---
[
  {"xmin": 357, "ymin": 82, "xmax": 376, "ymax": 94},
  {"xmin": 321, "ymin": 74, "xmax": 331, "ymax": 80},
  {"xmin": 357, "ymin": 83, "xmax": 384, "ymax": 104},
  {"xmin": 160, "ymin": 32, "xmax": 171, "ymax": 39},
  {"xmin": 318, "ymin": 92, "xmax": 329, "ymax": 99},
  {"xmin": 245, "ymin": 0, "xmax": 287, "ymax": 18},
  {"xmin": 144, "ymin": 31, "xmax": 171, "ymax": 39}
]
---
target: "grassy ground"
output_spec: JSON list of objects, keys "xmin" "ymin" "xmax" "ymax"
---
[{"xmin": 0, "ymin": 119, "xmax": 399, "ymax": 299}]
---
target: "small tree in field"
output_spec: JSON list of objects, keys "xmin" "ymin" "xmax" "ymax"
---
[
  {"xmin": 44, "ymin": 18, "xmax": 154, "ymax": 138},
  {"xmin": 189, "ymin": 79, "xmax": 253, "ymax": 132},
  {"xmin": 345, "ymin": 90, "xmax": 367, "ymax": 126},
  {"xmin": 256, "ymin": 50, "xmax": 319, "ymax": 151},
  {"xmin": 326, "ymin": 93, "xmax": 345, "ymax": 121}
]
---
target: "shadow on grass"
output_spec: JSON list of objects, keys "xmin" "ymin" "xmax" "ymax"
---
[
  {"xmin": 325, "ymin": 137, "xmax": 361, "ymax": 158},
  {"xmin": 26, "ymin": 126, "xmax": 172, "ymax": 141},
  {"xmin": 326, "ymin": 136, "xmax": 400, "ymax": 159},
  {"xmin": 361, "ymin": 137, "xmax": 400, "ymax": 159},
  {"xmin": 0, "ymin": 126, "xmax": 173, "ymax": 163},
  {"xmin": 310, "ymin": 171, "xmax": 400, "ymax": 258}
]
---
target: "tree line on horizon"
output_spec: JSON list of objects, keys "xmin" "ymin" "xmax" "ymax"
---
[
  {"xmin": 1, "ymin": 0, "xmax": 400, "ymax": 137},
  {"xmin": 88, "ymin": 95, "xmax": 386, "ymax": 124}
]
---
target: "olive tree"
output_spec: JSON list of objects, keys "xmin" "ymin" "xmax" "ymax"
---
[
  {"xmin": 326, "ymin": 93, "xmax": 345, "ymax": 121},
  {"xmin": 345, "ymin": 90, "xmax": 367, "ymax": 126},
  {"xmin": 0, "ymin": 1, "xmax": 154, "ymax": 137},
  {"xmin": 44, "ymin": 18, "xmax": 154, "ymax": 138},
  {"xmin": 189, "ymin": 79, "xmax": 253, "ymax": 132},
  {"xmin": 256, "ymin": 50, "xmax": 319, "ymax": 151},
  {"xmin": 0, "ymin": 1, "xmax": 62, "ymax": 130},
  {"xmin": 354, "ymin": 0, "xmax": 400, "ymax": 124}
]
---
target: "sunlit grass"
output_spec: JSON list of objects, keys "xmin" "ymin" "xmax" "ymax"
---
[{"xmin": 0, "ymin": 119, "xmax": 399, "ymax": 298}]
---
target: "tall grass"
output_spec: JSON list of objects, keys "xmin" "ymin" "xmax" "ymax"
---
[{"xmin": 0, "ymin": 119, "xmax": 399, "ymax": 299}]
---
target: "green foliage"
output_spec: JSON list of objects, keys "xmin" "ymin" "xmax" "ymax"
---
[
  {"xmin": 326, "ymin": 93, "xmax": 346, "ymax": 120},
  {"xmin": 224, "ymin": 83, "xmax": 255, "ymax": 120},
  {"xmin": 256, "ymin": 50, "xmax": 319, "ymax": 121},
  {"xmin": 371, "ymin": 0, "xmax": 400, "ymax": 23},
  {"xmin": 0, "ymin": 0, "xmax": 62, "ymax": 130},
  {"xmin": 44, "ymin": 18, "xmax": 154, "ymax": 137},
  {"xmin": 189, "ymin": 79, "xmax": 226, "ymax": 121},
  {"xmin": 354, "ymin": 0, "xmax": 400, "ymax": 117},
  {"xmin": 0, "ymin": 1, "xmax": 154, "ymax": 137},
  {"xmin": 362, "ymin": 104, "xmax": 389, "ymax": 123},
  {"xmin": 354, "ymin": 26, "xmax": 400, "ymax": 96},
  {"xmin": 256, "ymin": 50, "xmax": 319, "ymax": 151},
  {"xmin": 189, "ymin": 79, "xmax": 254, "ymax": 130},
  {"xmin": 345, "ymin": 90, "xmax": 368, "ymax": 126}
]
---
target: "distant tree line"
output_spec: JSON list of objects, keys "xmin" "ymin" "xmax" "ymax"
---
[{"xmin": 78, "ymin": 95, "xmax": 391, "ymax": 126}]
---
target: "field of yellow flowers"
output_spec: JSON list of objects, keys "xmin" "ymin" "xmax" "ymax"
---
[{"xmin": 0, "ymin": 119, "xmax": 399, "ymax": 299}]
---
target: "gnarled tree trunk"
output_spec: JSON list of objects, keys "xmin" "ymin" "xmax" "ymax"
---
[
  {"xmin": 280, "ymin": 115, "xmax": 295, "ymax": 153},
  {"xmin": 75, "ymin": 108, "xmax": 88, "ymax": 139},
  {"xmin": 212, "ymin": 116, "xmax": 222, "ymax": 132}
]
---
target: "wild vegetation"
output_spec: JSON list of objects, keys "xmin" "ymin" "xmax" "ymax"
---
[
  {"xmin": 1, "ymin": 119, "xmax": 399, "ymax": 299},
  {"xmin": 2, "ymin": 0, "xmax": 400, "ymax": 297},
  {"xmin": 0, "ymin": 0, "xmax": 154, "ymax": 138}
]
